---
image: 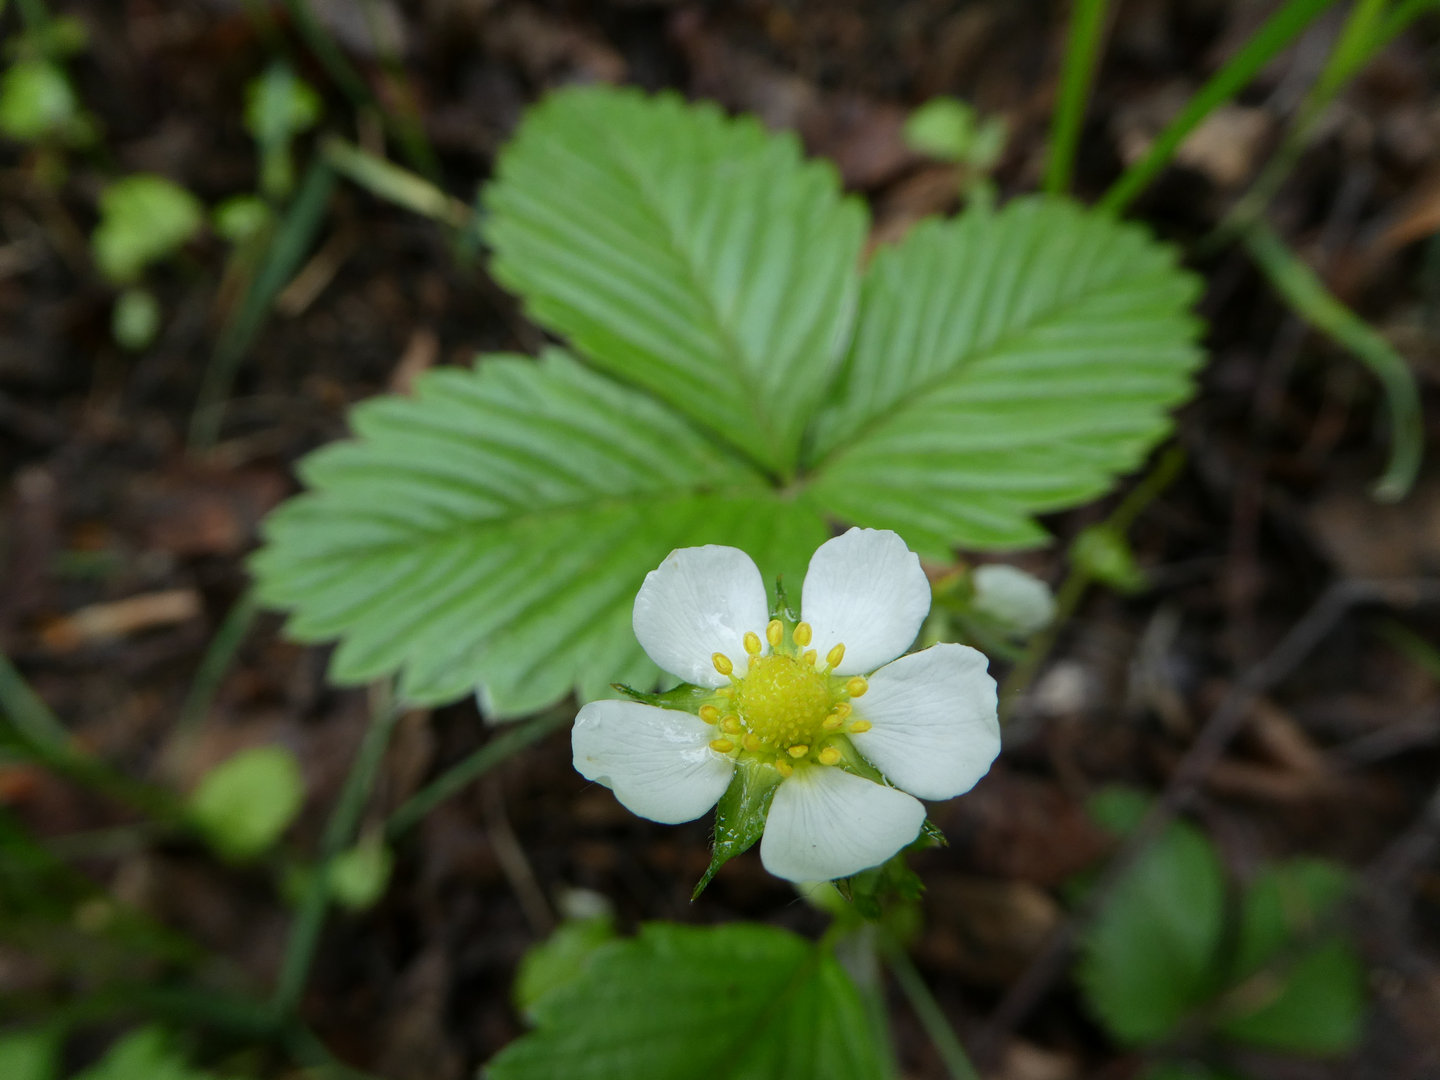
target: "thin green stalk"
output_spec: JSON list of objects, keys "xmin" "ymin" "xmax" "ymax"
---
[
  {"xmin": 1044, "ymin": 0, "xmax": 1111, "ymax": 195},
  {"xmin": 385, "ymin": 708, "xmax": 571, "ymax": 840},
  {"xmin": 881, "ymin": 937, "xmax": 981, "ymax": 1080},
  {"xmin": 190, "ymin": 156, "xmax": 335, "ymax": 449},
  {"xmin": 1100, "ymin": 0, "xmax": 1337, "ymax": 215},
  {"xmin": 321, "ymin": 135, "xmax": 472, "ymax": 230},
  {"xmin": 178, "ymin": 591, "xmax": 258, "ymax": 737},
  {"xmin": 1243, "ymin": 222, "xmax": 1422, "ymax": 500},
  {"xmin": 999, "ymin": 446, "xmax": 1186, "ymax": 721},
  {"xmin": 1221, "ymin": 0, "xmax": 1406, "ymax": 240},
  {"xmin": 272, "ymin": 685, "xmax": 402, "ymax": 1016}
]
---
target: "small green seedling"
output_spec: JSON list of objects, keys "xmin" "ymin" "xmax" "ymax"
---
[{"xmin": 188, "ymin": 745, "xmax": 305, "ymax": 862}]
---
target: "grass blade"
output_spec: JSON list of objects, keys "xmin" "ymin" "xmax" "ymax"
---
[
  {"xmin": 1044, "ymin": 0, "xmax": 1112, "ymax": 195},
  {"xmin": 1100, "ymin": 0, "xmax": 1338, "ymax": 215},
  {"xmin": 1243, "ymin": 222, "xmax": 1423, "ymax": 501}
]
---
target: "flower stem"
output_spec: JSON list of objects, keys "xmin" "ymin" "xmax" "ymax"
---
[
  {"xmin": 881, "ymin": 935, "xmax": 981, "ymax": 1080},
  {"xmin": 271, "ymin": 683, "xmax": 402, "ymax": 1017}
]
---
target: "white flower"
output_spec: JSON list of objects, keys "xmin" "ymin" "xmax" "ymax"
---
[
  {"xmin": 572, "ymin": 528, "xmax": 1001, "ymax": 883},
  {"xmin": 971, "ymin": 563, "xmax": 1056, "ymax": 636}
]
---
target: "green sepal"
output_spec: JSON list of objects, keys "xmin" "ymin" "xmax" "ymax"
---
[
  {"xmin": 611, "ymin": 681, "xmax": 713, "ymax": 714},
  {"xmin": 693, "ymin": 760, "xmax": 782, "ymax": 898},
  {"xmin": 770, "ymin": 577, "xmax": 798, "ymax": 623}
]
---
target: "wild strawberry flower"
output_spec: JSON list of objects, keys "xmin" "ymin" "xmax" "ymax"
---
[{"xmin": 572, "ymin": 528, "xmax": 1001, "ymax": 883}]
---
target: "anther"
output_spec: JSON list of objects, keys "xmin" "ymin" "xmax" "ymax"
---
[
  {"xmin": 845, "ymin": 676, "xmax": 868, "ymax": 697},
  {"xmin": 821, "ymin": 713, "xmax": 844, "ymax": 731},
  {"xmin": 742, "ymin": 732, "xmax": 763, "ymax": 752},
  {"xmin": 766, "ymin": 619, "xmax": 784, "ymax": 647},
  {"xmin": 709, "ymin": 738, "xmax": 735, "ymax": 753},
  {"xmin": 721, "ymin": 715, "xmax": 742, "ymax": 735},
  {"xmin": 832, "ymin": 702, "xmax": 852, "ymax": 720},
  {"xmin": 803, "ymin": 649, "xmax": 817, "ymax": 667},
  {"xmin": 775, "ymin": 759, "xmax": 794, "ymax": 778},
  {"xmin": 743, "ymin": 631, "xmax": 762, "ymax": 657},
  {"xmin": 818, "ymin": 746, "xmax": 842, "ymax": 766},
  {"xmin": 849, "ymin": 720, "xmax": 872, "ymax": 734},
  {"xmin": 712, "ymin": 653, "xmax": 733, "ymax": 676},
  {"xmin": 699, "ymin": 704, "xmax": 720, "ymax": 724},
  {"xmin": 793, "ymin": 622, "xmax": 813, "ymax": 647},
  {"xmin": 825, "ymin": 643, "xmax": 845, "ymax": 670},
  {"xmin": 786, "ymin": 744, "xmax": 809, "ymax": 759}
]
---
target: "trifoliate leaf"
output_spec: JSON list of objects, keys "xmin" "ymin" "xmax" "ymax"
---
[
  {"xmin": 188, "ymin": 746, "xmax": 305, "ymax": 861},
  {"xmin": 808, "ymin": 197, "xmax": 1203, "ymax": 552},
  {"xmin": 92, "ymin": 175, "xmax": 204, "ymax": 285},
  {"xmin": 484, "ymin": 87, "xmax": 866, "ymax": 476},
  {"xmin": 488, "ymin": 923, "xmax": 889, "ymax": 1080},
  {"xmin": 251, "ymin": 350, "xmax": 828, "ymax": 713},
  {"xmin": 1216, "ymin": 859, "xmax": 1364, "ymax": 1055},
  {"xmin": 514, "ymin": 915, "xmax": 617, "ymax": 1020},
  {"xmin": 1077, "ymin": 817, "xmax": 1226, "ymax": 1045}
]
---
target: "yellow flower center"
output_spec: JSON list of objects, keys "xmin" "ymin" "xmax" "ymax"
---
[
  {"xmin": 733, "ymin": 654, "xmax": 832, "ymax": 749},
  {"xmin": 703, "ymin": 620, "xmax": 871, "ymax": 776}
]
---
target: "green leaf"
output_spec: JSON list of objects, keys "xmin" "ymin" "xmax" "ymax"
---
[
  {"xmin": 489, "ymin": 923, "xmax": 889, "ymax": 1080},
  {"xmin": 92, "ymin": 175, "xmax": 204, "ymax": 285},
  {"xmin": 0, "ymin": 59, "xmax": 78, "ymax": 142},
  {"xmin": 112, "ymin": 287, "xmax": 161, "ymax": 351},
  {"xmin": 807, "ymin": 197, "xmax": 1203, "ymax": 552},
  {"xmin": 484, "ymin": 86, "xmax": 867, "ymax": 476},
  {"xmin": 188, "ymin": 746, "xmax": 305, "ymax": 861},
  {"xmin": 244, "ymin": 63, "xmax": 322, "ymax": 147},
  {"xmin": 326, "ymin": 832, "xmax": 393, "ymax": 911},
  {"xmin": 1077, "ymin": 817, "xmax": 1226, "ymax": 1046},
  {"xmin": 694, "ymin": 760, "xmax": 782, "ymax": 898},
  {"xmin": 0, "ymin": 1027, "xmax": 58, "ymax": 1080},
  {"xmin": 514, "ymin": 915, "xmax": 617, "ymax": 1020},
  {"xmin": 1216, "ymin": 859, "xmax": 1365, "ymax": 1055},
  {"xmin": 73, "ymin": 1028, "xmax": 216, "ymax": 1080},
  {"xmin": 251, "ymin": 350, "xmax": 829, "ymax": 713}
]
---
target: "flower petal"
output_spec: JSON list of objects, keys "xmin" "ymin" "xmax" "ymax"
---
[
  {"xmin": 800, "ymin": 528, "xmax": 931, "ymax": 674},
  {"xmin": 850, "ymin": 643, "xmax": 1000, "ymax": 800},
  {"xmin": 759, "ymin": 765, "xmax": 925, "ymax": 882},
  {"xmin": 572, "ymin": 700, "xmax": 734, "ymax": 824},
  {"xmin": 632, "ymin": 545, "xmax": 769, "ymax": 687}
]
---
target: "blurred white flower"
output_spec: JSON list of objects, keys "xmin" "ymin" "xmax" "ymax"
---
[{"xmin": 572, "ymin": 528, "xmax": 1000, "ymax": 882}]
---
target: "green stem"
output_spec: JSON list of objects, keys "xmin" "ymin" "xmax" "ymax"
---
[
  {"xmin": 271, "ymin": 685, "xmax": 402, "ymax": 1016},
  {"xmin": 321, "ymin": 135, "xmax": 472, "ymax": 230},
  {"xmin": 1242, "ymin": 221, "xmax": 1422, "ymax": 500},
  {"xmin": 385, "ymin": 708, "xmax": 571, "ymax": 840},
  {"xmin": 999, "ymin": 445, "xmax": 1186, "ymax": 721},
  {"xmin": 0, "ymin": 652, "xmax": 188, "ymax": 824},
  {"xmin": 178, "ymin": 591, "xmax": 258, "ymax": 738},
  {"xmin": 881, "ymin": 936, "xmax": 981, "ymax": 1080},
  {"xmin": 1100, "ymin": 0, "xmax": 1337, "ymax": 215},
  {"xmin": 1044, "ymin": 0, "xmax": 1111, "ymax": 195}
]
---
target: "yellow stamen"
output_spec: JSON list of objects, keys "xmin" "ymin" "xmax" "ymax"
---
[
  {"xmin": 818, "ymin": 746, "xmax": 842, "ymax": 766},
  {"xmin": 743, "ymin": 631, "xmax": 762, "ymax": 656},
  {"xmin": 699, "ymin": 705, "xmax": 720, "ymax": 724},
  {"xmin": 821, "ymin": 713, "xmax": 844, "ymax": 731},
  {"xmin": 742, "ymin": 732, "xmax": 763, "ymax": 752},
  {"xmin": 802, "ymin": 649, "xmax": 817, "ymax": 667},
  {"xmin": 845, "ymin": 676, "xmax": 868, "ymax": 697},
  {"xmin": 825, "ymin": 643, "xmax": 845, "ymax": 670},
  {"xmin": 712, "ymin": 652, "xmax": 733, "ymax": 676},
  {"xmin": 775, "ymin": 759, "xmax": 794, "ymax": 778},
  {"xmin": 849, "ymin": 719, "xmax": 872, "ymax": 734},
  {"xmin": 721, "ymin": 715, "xmax": 742, "ymax": 735},
  {"xmin": 787, "ymin": 744, "xmax": 809, "ymax": 759},
  {"xmin": 766, "ymin": 619, "xmax": 784, "ymax": 647},
  {"xmin": 793, "ymin": 622, "xmax": 813, "ymax": 647},
  {"xmin": 709, "ymin": 738, "xmax": 735, "ymax": 753}
]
